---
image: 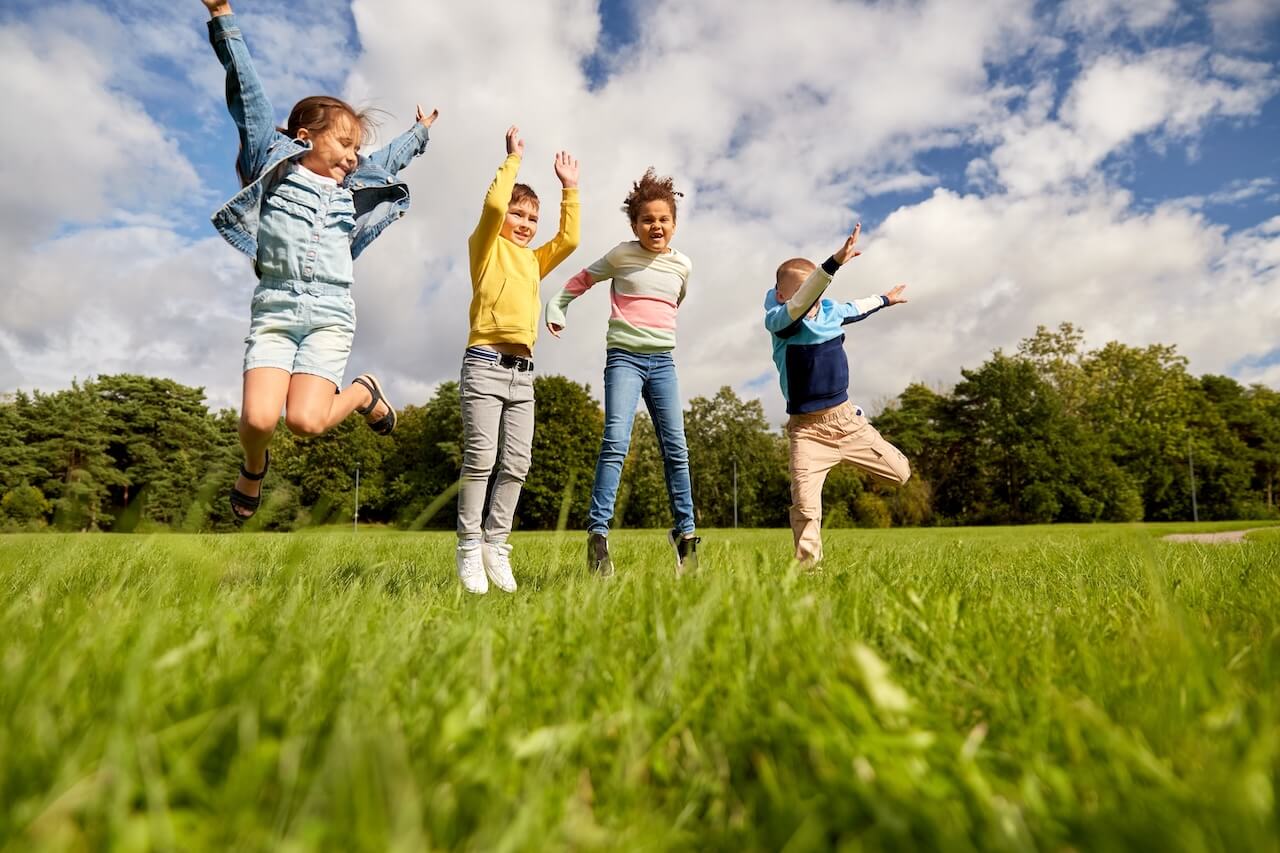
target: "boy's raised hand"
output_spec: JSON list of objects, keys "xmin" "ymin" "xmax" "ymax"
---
[
  {"xmin": 416, "ymin": 105, "xmax": 439, "ymax": 129},
  {"xmin": 201, "ymin": 0, "xmax": 232, "ymax": 15},
  {"xmin": 505, "ymin": 126, "xmax": 524, "ymax": 158},
  {"xmin": 884, "ymin": 284, "xmax": 909, "ymax": 305},
  {"xmin": 554, "ymin": 151, "xmax": 579, "ymax": 189},
  {"xmin": 833, "ymin": 222, "xmax": 862, "ymax": 265}
]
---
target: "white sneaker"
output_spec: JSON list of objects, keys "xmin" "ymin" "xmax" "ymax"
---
[
  {"xmin": 482, "ymin": 541, "xmax": 518, "ymax": 593},
  {"xmin": 456, "ymin": 541, "xmax": 488, "ymax": 594}
]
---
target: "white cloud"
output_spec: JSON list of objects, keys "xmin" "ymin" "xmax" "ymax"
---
[
  {"xmin": 987, "ymin": 47, "xmax": 1279, "ymax": 196},
  {"xmin": 1058, "ymin": 0, "xmax": 1182, "ymax": 34},
  {"xmin": 1, "ymin": 227, "xmax": 247, "ymax": 406},
  {"xmin": 0, "ymin": 9, "xmax": 202, "ymax": 248},
  {"xmin": 1, "ymin": 0, "xmax": 1278, "ymax": 436},
  {"xmin": 1209, "ymin": 0, "xmax": 1280, "ymax": 52}
]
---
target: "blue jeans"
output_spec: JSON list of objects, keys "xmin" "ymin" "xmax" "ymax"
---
[{"xmin": 588, "ymin": 349, "xmax": 695, "ymax": 536}]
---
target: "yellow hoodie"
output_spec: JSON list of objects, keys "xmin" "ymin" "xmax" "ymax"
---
[{"xmin": 467, "ymin": 154, "xmax": 580, "ymax": 349}]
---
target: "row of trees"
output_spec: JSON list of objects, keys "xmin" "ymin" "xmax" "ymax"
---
[{"xmin": 2, "ymin": 324, "xmax": 1277, "ymax": 532}]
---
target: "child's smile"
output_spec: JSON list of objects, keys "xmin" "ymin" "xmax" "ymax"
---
[
  {"xmin": 502, "ymin": 200, "xmax": 540, "ymax": 247},
  {"xmin": 632, "ymin": 200, "xmax": 675, "ymax": 253}
]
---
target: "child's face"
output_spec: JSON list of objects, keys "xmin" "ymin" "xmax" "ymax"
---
[
  {"xmin": 297, "ymin": 114, "xmax": 361, "ymax": 182},
  {"xmin": 501, "ymin": 200, "xmax": 540, "ymax": 247},
  {"xmin": 631, "ymin": 200, "xmax": 676, "ymax": 253}
]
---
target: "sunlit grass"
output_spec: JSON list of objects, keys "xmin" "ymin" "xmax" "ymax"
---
[{"xmin": 1, "ymin": 524, "xmax": 1277, "ymax": 851}]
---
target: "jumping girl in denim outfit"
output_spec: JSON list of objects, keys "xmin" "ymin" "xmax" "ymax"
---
[
  {"xmin": 545, "ymin": 169, "xmax": 700, "ymax": 576},
  {"xmin": 199, "ymin": 0, "xmax": 437, "ymax": 520}
]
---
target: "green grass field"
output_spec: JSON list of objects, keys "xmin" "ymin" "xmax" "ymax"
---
[{"xmin": 2, "ymin": 524, "xmax": 1278, "ymax": 851}]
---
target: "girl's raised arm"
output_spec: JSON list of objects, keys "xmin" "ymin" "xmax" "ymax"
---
[
  {"xmin": 362, "ymin": 106, "xmax": 437, "ymax": 176},
  {"xmin": 201, "ymin": 0, "xmax": 279, "ymax": 182}
]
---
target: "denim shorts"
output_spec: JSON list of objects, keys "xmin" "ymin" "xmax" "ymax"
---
[{"xmin": 242, "ymin": 277, "xmax": 356, "ymax": 386}]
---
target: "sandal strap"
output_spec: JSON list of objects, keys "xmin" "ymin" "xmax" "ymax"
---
[
  {"xmin": 229, "ymin": 488, "xmax": 262, "ymax": 510},
  {"xmin": 239, "ymin": 450, "xmax": 270, "ymax": 481},
  {"xmin": 352, "ymin": 376, "xmax": 380, "ymax": 416},
  {"xmin": 369, "ymin": 410, "xmax": 396, "ymax": 436}
]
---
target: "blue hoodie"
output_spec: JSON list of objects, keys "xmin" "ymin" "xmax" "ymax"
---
[{"xmin": 763, "ymin": 257, "xmax": 889, "ymax": 415}]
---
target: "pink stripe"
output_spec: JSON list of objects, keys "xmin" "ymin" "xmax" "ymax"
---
[
  {"xmin": 610, "ymin": 292, "xmax": 677, "ymax": 330},
  {"xmin": 564, "ymin": 268, "xmax": 593, "ymax": 296}
]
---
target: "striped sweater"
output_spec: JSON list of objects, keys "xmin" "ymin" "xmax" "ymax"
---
[{"xmin": 544, "ymin": 241, "xmax": 692, "ymax": 353}]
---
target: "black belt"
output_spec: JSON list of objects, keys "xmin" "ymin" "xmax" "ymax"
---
[
  {"xmin": 467, "ymin": 347, "xmax": 534, "ymax": 372},
  {"xmin": 499, "ymin": 353, "xmax": 534, "ymax": 372}
]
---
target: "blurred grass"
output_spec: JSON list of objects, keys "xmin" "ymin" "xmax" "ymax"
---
[{"xmin": 1, "ymin": 524, "xmax": 1277, "ymax": 851}]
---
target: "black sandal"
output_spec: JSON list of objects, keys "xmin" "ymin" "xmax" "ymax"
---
[
  {"xmin": 229, "ymin": 450, "xmax": 269, "ymax": 521},
  {"xmin": 352, "ymin": 374, "xmax": 397, "ymax": 435}
]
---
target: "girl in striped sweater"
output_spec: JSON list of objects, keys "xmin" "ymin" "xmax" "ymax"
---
[{"xmin": 545, "ymin": 169, "xmax": 699, "ymax": 576}]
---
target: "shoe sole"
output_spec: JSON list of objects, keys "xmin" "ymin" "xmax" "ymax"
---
[{"xmin": 485, "ymin": 570, "xmax": 517, "ymax": 593}]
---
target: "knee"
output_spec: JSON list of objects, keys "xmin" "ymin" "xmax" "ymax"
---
[
  {"xmin": 284, "ymin": 412, "xmax": 326, "ymax": 438},
  {"xmin": 461, "ymin": 448, "xmax": 498, "ymax": 479},
  {"xmin": 598, "ymin": 433, "xmax": 632, "ymax": 462},
  {"xmin": 790, "ymin": 502, "xmax": 821, "ymax": 523},
  {"xmin": 240, "ymin": 408, "xmax": 279, "ymax": 439},
  {"xmin": 495, "ymin": 465, "xmax": 529, "ymax": 485},
  {"xmin": 495, "ymin": 448, "xmax": 531, "ymax": 483},
  {"xmin": 891, "ymin": 454, "xmax": 912, "ymax": 485},
  {"xmin": 662, "ymin": 442, "xmax": 689, "ymax": 467}
]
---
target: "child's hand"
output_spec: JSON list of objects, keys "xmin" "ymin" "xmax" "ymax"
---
[
  {"xmin": 200, "ymin": 0, "xmax": 232, "ymax": 16},
  {"xmin": 554, "ymin": 151, "xmax": 579, "ymax": 188},
  {"xmin": 833, "ymin": 222, "xmax": 862, "ymax": 265},
  {"xmin": 884, "ymin": 284, "xmax": 908, "ymax": 305},
  {"xmin": 505, "ymin": 126, "xmax": 524, "ymax": 158},
  {"xmin": 546, "ymin": 321, "xmax": 564, "ymax": 338},
  {"xmin": 416, "ymin": 105, "xmax": 439, "ymax": 129}
]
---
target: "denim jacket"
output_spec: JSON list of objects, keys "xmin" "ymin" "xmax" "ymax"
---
[{"xmin": 207, "ymin": 14, "xmax": 429, "ymax": 264}]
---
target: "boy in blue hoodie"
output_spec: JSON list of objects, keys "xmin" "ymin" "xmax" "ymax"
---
[{"xmin": 763, "ymin": 223, "xmax": 911, "ymax": 563}]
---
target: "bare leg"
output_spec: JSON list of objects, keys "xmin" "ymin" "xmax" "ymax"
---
[
  {"xmin": 236, "ymin": 367, "xmax": 292, "ymax": 516},
  {"xmin": 283, "ymin": 373, "xmax": 390, "ymax": 438}
]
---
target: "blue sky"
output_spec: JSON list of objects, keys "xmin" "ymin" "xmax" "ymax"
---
[{"xmin": 1, "ymin": 0, "xmax": 1278, "ymax": 420}]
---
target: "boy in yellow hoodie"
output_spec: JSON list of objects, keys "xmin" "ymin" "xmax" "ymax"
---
[{"xmin": 456, "ymin": 126, "xmax": 580, "ymax": 594}]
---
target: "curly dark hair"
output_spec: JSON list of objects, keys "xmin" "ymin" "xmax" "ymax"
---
[{"xmin": 622, "ymin": 167, "xmax": 682, "ymax": 224}]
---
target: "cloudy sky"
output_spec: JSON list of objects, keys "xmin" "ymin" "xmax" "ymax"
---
[{"xmin": 1, "ymin": 0, "xmax": 1278, "ymax": 424}]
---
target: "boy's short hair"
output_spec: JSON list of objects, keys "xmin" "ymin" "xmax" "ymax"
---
[
  {"xmin": 510, "ymin": 183, "xmax": 539, "ymax": 209},
  {"xmin": 776, "ymin": 257, "xmax": 816, "ymax": 284}
]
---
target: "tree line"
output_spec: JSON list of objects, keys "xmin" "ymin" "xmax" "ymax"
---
[{"xmin": 2, "ymin": 324, "xmax": 1277, "ymax": 532}]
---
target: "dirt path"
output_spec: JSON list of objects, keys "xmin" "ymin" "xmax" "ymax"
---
[{"xmin": 1161, "ymin": 528, "xmax": 1268, "ymax": 544}]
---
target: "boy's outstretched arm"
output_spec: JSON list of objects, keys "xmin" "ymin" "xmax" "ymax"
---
[
  {"xmin": 534, "ymin": 151, "xmax": 581, "ymax": 277},
  {"xmin": 202, "ymin": 0, "xmax": 277, "ymax": 182},
  {"xmin": 362, "ymin": 106, "xmax": 438, "ymax": 175},
  {"xmin": 836, "ymin": 284, "xmax": 909, "ymax": 325}
]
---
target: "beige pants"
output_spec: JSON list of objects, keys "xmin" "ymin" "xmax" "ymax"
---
[{"xmin": 787, "ymin": 401, "xmax": 911, "ymax": 563}]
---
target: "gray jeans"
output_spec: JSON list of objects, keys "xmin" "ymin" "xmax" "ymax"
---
[{"xmin": 457, "ymin": 351, "xmax": 535, "ymax": 542}]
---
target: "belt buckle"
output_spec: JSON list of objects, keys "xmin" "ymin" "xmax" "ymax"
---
[{"xmin": 500, "ymin": 354, "xmax": 532, "ymax": 372}]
